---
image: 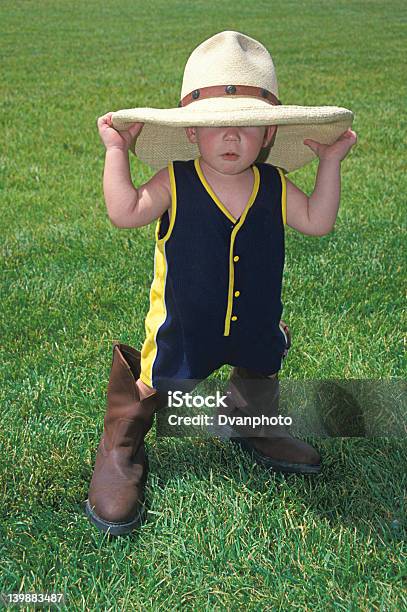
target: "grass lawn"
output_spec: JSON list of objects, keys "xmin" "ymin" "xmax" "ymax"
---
[{"xmin": 1, "ymin": 0, "xmax": 405, "ymax": 609}]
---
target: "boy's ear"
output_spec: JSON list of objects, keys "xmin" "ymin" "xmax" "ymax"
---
[
  {"xmin": 185, "ymin": 127, "xmax": 197, "ymax": 143},
  {"xmin": 263, "ymin": 125, "xmax": 277, "ymax": 147}
]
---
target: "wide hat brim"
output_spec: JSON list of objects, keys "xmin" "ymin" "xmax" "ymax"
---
[{"xmin": 111, "ymin": 96, "xmax": 353, "ymax": 173}]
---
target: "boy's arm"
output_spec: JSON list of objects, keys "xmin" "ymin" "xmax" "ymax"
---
[
  {"xmin": 285, "ymin": 160, "xmax": 340, "ymax": 236},
  {"xmin": 98, "ymin": 113, "xmax": 171, "ymax": 228},
  {"xmin": 285, "ymin": 129, "xmax": 357, "ymax": 236},
  {"xmin": 104, "ymin": 148, "xmax": 171, "ymax": 229}
]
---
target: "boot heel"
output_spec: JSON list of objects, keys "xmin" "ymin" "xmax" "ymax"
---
[{"xmin": 84, "ymin": 498, "xmax": 147, "ymax": 536}]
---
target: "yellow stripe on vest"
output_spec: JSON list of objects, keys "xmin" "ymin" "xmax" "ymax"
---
[{"xmin": 140, "ymin": 162, "xmax": 177, "ymax": 388}]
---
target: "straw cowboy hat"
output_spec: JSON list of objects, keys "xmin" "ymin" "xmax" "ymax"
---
[{"xmin": 111, "ymin": 30, "xmax": 353, "ymax": 173}]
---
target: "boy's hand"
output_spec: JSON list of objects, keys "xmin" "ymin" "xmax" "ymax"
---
[
  {"xmin": 97, "ymin": 112, "xmax": 144, "ymax": 152},
  {"xmin": 303, "ymin": 129, "xmax": 358, "ymax": 162}
]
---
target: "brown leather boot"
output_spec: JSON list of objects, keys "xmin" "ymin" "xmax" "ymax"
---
[
  {"xmin": 218, "ymin": 367, "xmax": 322, "ymax": 475},
  {"xmin": 85, "ymin": 343, "xmax": 165, "ymax": 536}
]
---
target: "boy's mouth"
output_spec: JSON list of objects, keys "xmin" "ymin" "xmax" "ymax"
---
[{"xmin": 221, "ymin": 153, "xmax": 239, "ymax": 160}]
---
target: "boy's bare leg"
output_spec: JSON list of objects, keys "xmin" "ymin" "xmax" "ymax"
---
[{"xmin": 136, "ymin": 378, "xmax": 158, "ymax": 400}]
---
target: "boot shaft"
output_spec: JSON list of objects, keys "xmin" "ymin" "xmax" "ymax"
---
[
  {"xmin": 229, "ymin": 367, "xmax": 280, "ymax": 417},
  {"xmin": 103, "ymin": 343, "xmax": 166, "ymax": 450}
]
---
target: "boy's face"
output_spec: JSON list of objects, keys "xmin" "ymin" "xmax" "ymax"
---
[{"xmin": 184, "ymin": 125, "xmax": 276, "ymax": 174}]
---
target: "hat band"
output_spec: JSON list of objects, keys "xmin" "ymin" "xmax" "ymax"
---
[{"xmin": 179, "ymin": 85, "xmax": 281, "ymax": 107}]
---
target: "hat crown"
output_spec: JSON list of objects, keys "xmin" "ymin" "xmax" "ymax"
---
[{"xmin": 181, "ymin": 31, "xmax": 279, "ymax": 99}]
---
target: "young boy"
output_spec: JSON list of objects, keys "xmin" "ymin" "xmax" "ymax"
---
[{"xmin": 86, "ymin": 31, "xmax": 357, "ymax": 536}]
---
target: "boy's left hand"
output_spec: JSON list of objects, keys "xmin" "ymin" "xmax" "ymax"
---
[{"xmin": 303, "ymin": 129, "xmax": 358, "ymax": 162}]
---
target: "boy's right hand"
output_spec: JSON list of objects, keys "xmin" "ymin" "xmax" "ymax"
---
[{"xmin": 97, "ymin": 112, "xmax": 144, "ymax": 152}]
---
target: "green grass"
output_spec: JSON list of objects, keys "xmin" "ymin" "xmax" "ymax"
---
[{"xmin": 1, "ymin": 0, "xmax": 406, "ymax": 609}]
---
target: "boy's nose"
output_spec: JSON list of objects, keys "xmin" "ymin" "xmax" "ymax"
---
[{"xmin": 223, "ymin": 127, "xmax": 240, "ymax": 140}]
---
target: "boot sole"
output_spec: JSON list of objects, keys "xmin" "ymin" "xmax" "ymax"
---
[
  {"xmin": 209, "ymin": 422, "xmax": 321, "ymax": 475},
  {"xmin": 85, "ymin": 499, "xmax": 146, "ymax": 536},
  {"xmin": 231, "ymin": 437, "xmax": 322, "ymax": 475}
]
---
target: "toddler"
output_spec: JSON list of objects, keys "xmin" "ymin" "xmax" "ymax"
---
[{"xmin": 86, "ymin": 31, "xmax": 357, "ymax": 536}]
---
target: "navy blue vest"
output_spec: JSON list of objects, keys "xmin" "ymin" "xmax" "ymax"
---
[{"xmin": 140, "ymin": 158, "xmax": 287, "ymax": 389}]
